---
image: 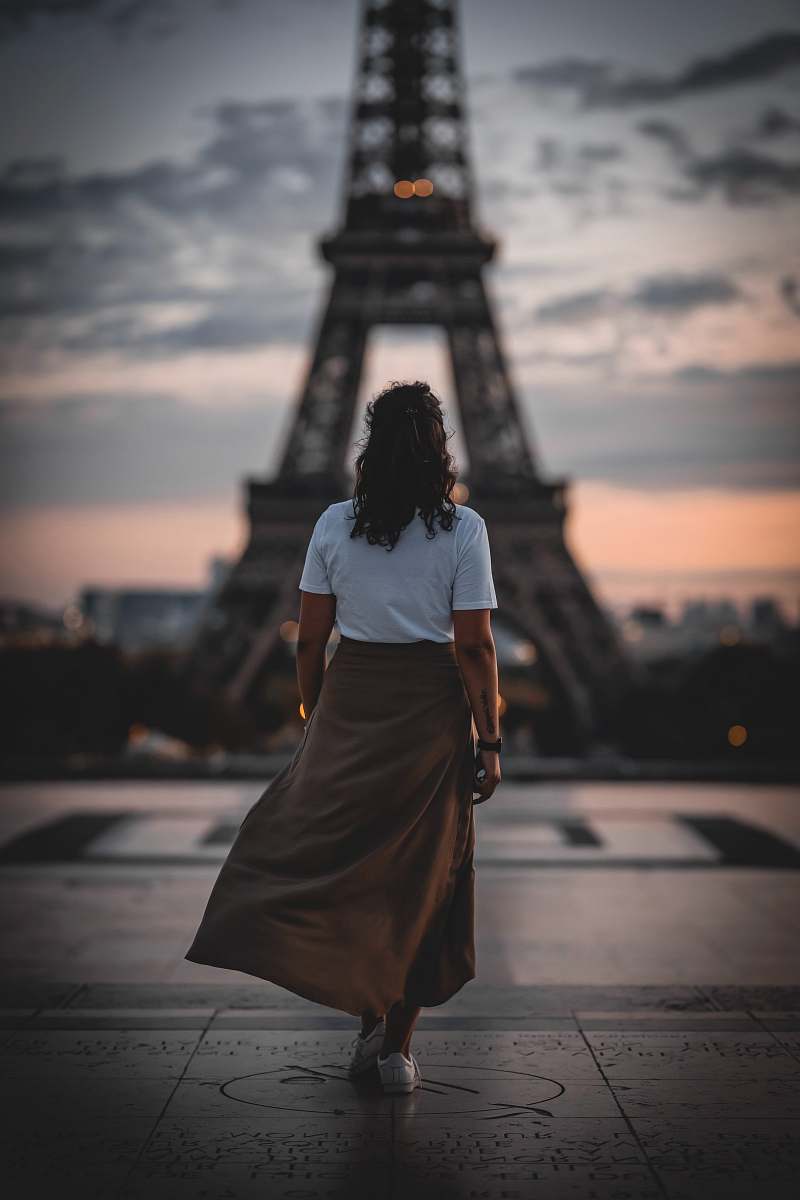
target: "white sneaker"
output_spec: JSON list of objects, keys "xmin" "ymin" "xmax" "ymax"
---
[
  {"xmin": 377, "ymin": 1050, "xmax": 422, "ymax": 1094},
  {"xmin": 347, "ymin": 1018, "xmax": 386, "ymax": 1077}
]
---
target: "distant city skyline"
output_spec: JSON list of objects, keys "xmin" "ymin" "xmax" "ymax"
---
[
  {"xmin": 1, "ymin": 0, "xmax": 799, "ymax": 612},
  {"xmin": 8, "ymin": 553, "xmax": 796, "ymax": 632},
  {"xmin": 4, "ymin": 562, "xmax": 793, "ymax": 661}
]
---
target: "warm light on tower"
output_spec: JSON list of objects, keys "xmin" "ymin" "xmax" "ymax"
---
[{"xmin": 393, "ymin": 179, "xmax": 434, "ymax": 198}]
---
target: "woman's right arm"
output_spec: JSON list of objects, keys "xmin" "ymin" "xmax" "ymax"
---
[{"xmin": 453, "ymin": 608, "xmax": 502, "ymax": 801}]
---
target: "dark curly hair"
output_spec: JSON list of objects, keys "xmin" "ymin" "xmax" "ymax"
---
[{"xmin": 347, "ymin": 380, "xmax": 458, "ymax": 550}]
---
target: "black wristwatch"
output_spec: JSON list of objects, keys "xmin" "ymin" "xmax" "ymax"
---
[{"xmin": 477, "ymin": 737, "xmax": 502, "ymax": 753}]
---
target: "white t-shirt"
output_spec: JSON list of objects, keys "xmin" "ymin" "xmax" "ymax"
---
[{"xmin": 298, "ymin": 500, "xmax": 498, "ymax": 643}]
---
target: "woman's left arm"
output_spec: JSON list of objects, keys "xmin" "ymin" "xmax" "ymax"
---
[{"xmin": 296, "ymin": 591, "xmax": 336, "ymax": 718}]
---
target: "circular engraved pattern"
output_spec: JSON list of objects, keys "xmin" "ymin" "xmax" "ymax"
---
[{"xmin": 221, "ymin": 1062, "xmax": 565, "ymax": 1119}]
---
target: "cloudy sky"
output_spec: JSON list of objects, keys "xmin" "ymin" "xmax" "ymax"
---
[{"xmin": 1, "ymin": 0, "xmax": 799, "ymax": 619}]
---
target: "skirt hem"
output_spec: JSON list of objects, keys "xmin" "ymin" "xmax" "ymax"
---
[{"xmin": 182, "ymin": 949, "xmax": 476, "ymax": 1018}]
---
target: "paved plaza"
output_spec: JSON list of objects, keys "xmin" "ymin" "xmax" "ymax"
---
[{"xmin": 1, "ymin": 778, "xmax": 799, "ymax": 1197}]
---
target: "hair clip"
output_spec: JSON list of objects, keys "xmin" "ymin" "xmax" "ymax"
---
[{"xmin": 405, "ymin": 405, "xmax": 422, "ymax": 446}]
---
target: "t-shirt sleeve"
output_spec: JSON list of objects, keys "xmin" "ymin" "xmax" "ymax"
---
[
  {"xmin": 298, "ymin": 508, "xmax": 333, "ymax": 594},
  {"xmin": 452, "ymin": 514, "xmax": 498, "ymax": 610}
]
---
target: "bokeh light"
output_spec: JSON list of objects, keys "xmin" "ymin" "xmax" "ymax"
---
[{"xmin": 513, "ymin": 641, "xmax": 538, "ymax": 665}]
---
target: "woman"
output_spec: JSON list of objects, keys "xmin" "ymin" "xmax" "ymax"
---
[{"xmin": 184, "ymin": 379, "xmax": 502, "ymax": 1095}]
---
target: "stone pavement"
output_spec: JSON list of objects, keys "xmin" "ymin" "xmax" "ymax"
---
[
  {"xmin": 2, "ymin": 982, "xmax": 800, "ymax": 1198},
  {"xmin": 1, "ymin": 779, "xmax": 799, "ymax": 1197}
]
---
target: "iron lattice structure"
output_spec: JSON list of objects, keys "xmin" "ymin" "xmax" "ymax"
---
[{"xmin": 182, "ymin": 0, "xmax": 635, "ymax": 750}]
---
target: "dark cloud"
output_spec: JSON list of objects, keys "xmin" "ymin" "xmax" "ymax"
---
[
  {"xmin": 0, "ymin": 389, "xmax": 288, "ymax": 509},
  {"xmin": 514, "ymin": 56, "xmax": 613, "ymax": 100},
  {"xmin": 6, "ymin": 362, "xmax": 799, "ymax": 507},
  {"xmin": 0, "ymin": 94, "xmax": 345, "ymax": 353},
  {"xmin": 0, "ymin": 242, "xmax": 53, "ymax": 271},
  {"xmin": 753, "ymin": 106, "xmax": 800, "ymax": 140},
  {"xmin": 570, "ymin": 102, "xmax": 800, "ymax": 216},
  {"xmin": 634, "ymin": 120, "xmax": 800, "ymax": 206},
  {"xmin": 530, "ymin": 370, "xmax": 800, "ymax": 492},
  {"xmin": 683, "ymin": 148, "xmax": 800, "ymax": 204},
  {"xmin": 779, "ymin": 275, "xmax": 800, "ymax": 317},
  {"xmin": 673, "ymin": 359, "xmax": 800, "ymax": 382},
  {"xmin": 636, "ymin": 119, "xmax": 692, "ymax": 159},
  {"xmin": 0, "ymin": 134, "xmax": 328, "ymax": 225},
  {"xmin": 0, "ymin": 93, "xmax": 341, "ymax": 224},
  {"xmin": 516, "ymin": 347, "xmax": 618, "ymax": 371},
  {"xmin": 534, "ymin": 288, "xmax": 614, "ymax": 324},
  {"xmin": 0, "ymin": 0, "xmax": 235, "ymax": 39},
  {"xmin": 0, "ymin": 85, "xmax": 630, "ymax": 361},
  {"xmin": 655, "ymin": 30, "xmax": 800, "ymax": 101},
  {"xmin": 0, "ymin": 0, "xmax": 174, "ymax": 38},
  {"xmin": 526, "ymin": 135, "xmax": 628, "ymax": 222},
  {"xmin": 534, "ymin": 272, "xmax": 743, "ymax": 324},
  {"xmin": 59, "ymin": 292, "xmax": 316, "ymax": 355},
  {"xmin": 630, "ymin": 273, "xmax": 742, "ymax": 312},
  {"xmin": 521, "ymin": 40, "xmax": 800, "ymax": 212},
  {"xmin": 534, "ymin": 137, "xmax": 564, "ymax": 172},
  {"xmin": 535, "ymin": 137, "xmax": 624, "ymax": 171},
  {"xmin": 514, "ymin": 31, "xmax": 800, "ymax": 108},
  {"xmin": 577, "ymin": 142, "xmax": 624, "ymax": 163}
]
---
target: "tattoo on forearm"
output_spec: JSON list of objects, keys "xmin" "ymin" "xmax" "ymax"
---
[{"xmin": 479, "ymin": 687, "xmax": 495, "ymax": 734}]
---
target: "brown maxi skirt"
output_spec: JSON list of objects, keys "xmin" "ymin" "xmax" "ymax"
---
[{"xmin": 184, "ymin": 634, "xmax": 478, "ymax": 1017}]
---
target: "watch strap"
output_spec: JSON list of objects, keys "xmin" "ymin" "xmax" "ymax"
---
[{"xmin": 477, "ymin": 737, "xmax": 502, "ymax": 752}]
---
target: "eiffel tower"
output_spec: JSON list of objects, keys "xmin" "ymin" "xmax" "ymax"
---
[{"xmin": 182, "ymin": 0, "xmax": 635, "ymax": 751}]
